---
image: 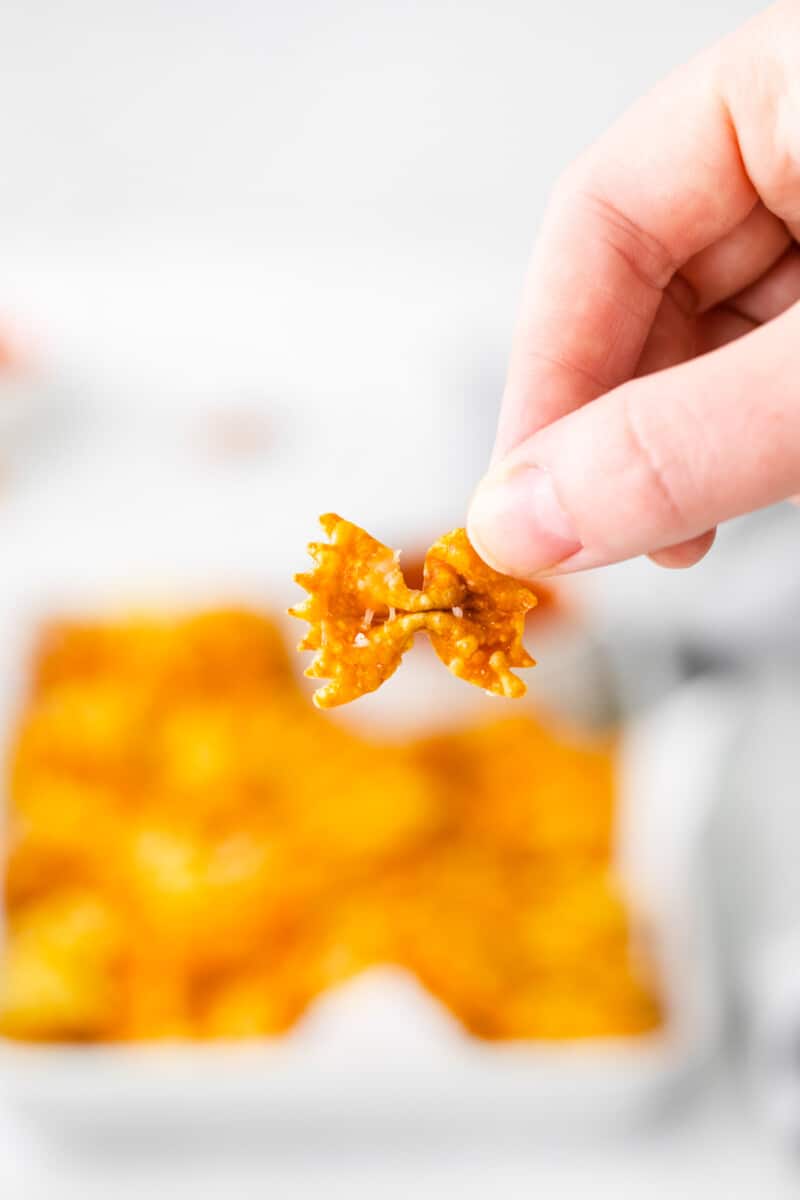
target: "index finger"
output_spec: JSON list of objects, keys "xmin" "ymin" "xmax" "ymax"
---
[{"xmin": 493, "ymin": 4, "xmax": 787, "ymax": 462}]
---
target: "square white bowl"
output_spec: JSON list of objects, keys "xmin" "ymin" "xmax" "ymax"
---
[{"xmin": 0, "ymin": 678, "xmax": 743, "ymax": 1135}]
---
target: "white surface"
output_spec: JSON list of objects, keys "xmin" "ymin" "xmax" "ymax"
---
[
  {"xmin": 707, "ymin": 674, "xmax": 800, "ymax": 1142},
  {"xmin": 0, "ymin": 0, "xmax": 761, "ymax": 250}
]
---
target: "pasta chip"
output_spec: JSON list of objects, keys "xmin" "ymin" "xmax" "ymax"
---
[
  {"xmin": 0, "ymin": 608, "xmax": 662, "ymax": 1045},
  {"xmin": 290, "ymin": 514, "xmax": 537, "ymax": 707}
]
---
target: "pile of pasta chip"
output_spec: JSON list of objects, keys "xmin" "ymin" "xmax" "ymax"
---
[
  {"xmin": 0, "ymin": 607, "xmax": 661, "ymax": 1044},
  {"xmin": 290, "ymin": 514, "xmax": 538, "ymax": 707}
]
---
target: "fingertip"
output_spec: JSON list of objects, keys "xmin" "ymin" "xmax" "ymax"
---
[
  {"xmin": 648, "ymin": 528, "xmax": 717, "ymax": 570},
  {"xmin": 467, "ymin": 464, "xmax": 582, "ymax": 580}
]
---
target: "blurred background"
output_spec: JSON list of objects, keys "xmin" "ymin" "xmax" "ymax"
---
[{"xmin": 2, "ymin": 0, "xmax": 800, "ymax": 1196}]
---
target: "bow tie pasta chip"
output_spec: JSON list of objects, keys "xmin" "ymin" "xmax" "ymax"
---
[{"xmin": 290, "ymin": 514, "xmax": 538, "ymax": 708}]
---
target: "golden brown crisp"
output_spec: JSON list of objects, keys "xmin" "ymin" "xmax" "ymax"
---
[
  {"xmin": 290, "ymin": 514, "xmax": 538, "ymax": 707},
  {"xmin": 0, "ymin": 606, "xmax": 662, "ymax": 1045}
]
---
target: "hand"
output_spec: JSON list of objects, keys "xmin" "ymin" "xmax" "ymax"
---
[{"xmin": 468, "ymin": 0, "xmax": 800, "ymax": 578}]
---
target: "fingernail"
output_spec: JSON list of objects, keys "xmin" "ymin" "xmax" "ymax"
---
[{"xmin": 468, "ymin": 465, "xmax": 581, "ymax": 577}]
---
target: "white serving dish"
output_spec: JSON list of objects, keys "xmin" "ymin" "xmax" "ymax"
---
[{"xmin": 0, "ymin": 676, "xmax": 743, "ymax": 1136}]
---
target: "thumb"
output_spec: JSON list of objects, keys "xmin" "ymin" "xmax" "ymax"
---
[{"xmin": 468, "ymin": 305, "xmax": 800, "ymax": 577}]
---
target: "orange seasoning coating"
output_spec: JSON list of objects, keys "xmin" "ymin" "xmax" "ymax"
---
[
  {"xmin": 290, "ymin": 514, "xmax": 538, "ymax": 708},
  {"xmin": 0, "ymin": 608, "xmax": 661, "ymax": 1045}
]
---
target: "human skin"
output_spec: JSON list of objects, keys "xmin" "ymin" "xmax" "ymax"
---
[{"xmin": 467, "ymin": 0, "xmax": 800, "ymax": 579}]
